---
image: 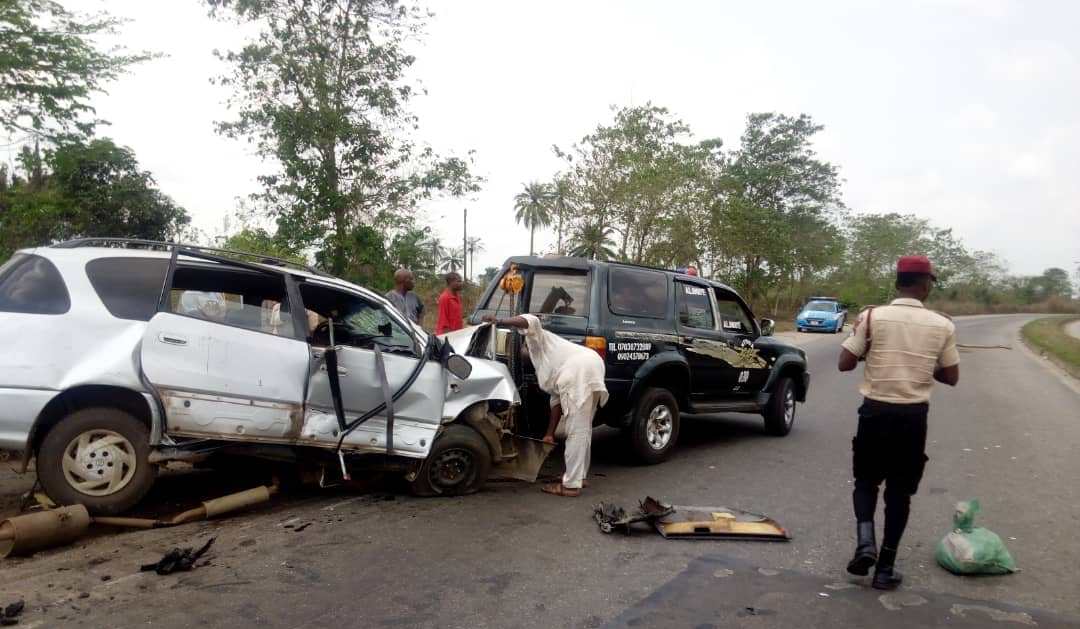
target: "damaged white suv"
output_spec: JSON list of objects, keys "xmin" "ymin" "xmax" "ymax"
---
[{"xmin": 0, "ymin": 239, "xmax": 536, "ymax": 514}]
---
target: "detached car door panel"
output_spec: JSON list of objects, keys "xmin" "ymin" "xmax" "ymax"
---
[{"xmin": 141, "ymin": 312, "xmax": 309, "ymax": 440}]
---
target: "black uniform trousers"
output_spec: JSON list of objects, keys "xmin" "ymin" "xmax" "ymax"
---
[{"xmin": 852, "ymin": 398, "xmax": 929, "ymax": 550}]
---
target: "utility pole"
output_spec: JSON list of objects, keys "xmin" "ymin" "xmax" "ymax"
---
[{"xmin": 463, "ymin": 208, "xmax": 468, "ymax": 282}]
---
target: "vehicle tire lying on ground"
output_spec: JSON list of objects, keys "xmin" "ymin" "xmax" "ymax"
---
[
  {"xmin": 37, "ymin": 407, "xmax": 157, "ymax": 516},
  {"xmin": 625, "ymin": 387, "xmax": 681, "ymax": 465},
  {"xmin": 409, "ymin": 424, "xmax": 491, "ymax": 497},
  {"xmin": 763, "ymin": 377, "xmax": 797, "ymax": 436}
]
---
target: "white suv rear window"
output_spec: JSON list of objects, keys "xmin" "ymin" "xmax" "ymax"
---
[
  {"xmin": 86, "ymin": 257, "xmax": 169, "ymax": 321},
  {"xmin": 0, "ymin": 254, "xmax": 71, "ymax": 315}
]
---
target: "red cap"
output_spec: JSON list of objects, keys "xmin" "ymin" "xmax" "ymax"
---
[{"xmin": 897, "ymin": 255, "xmax": 936, "ymax": 280}]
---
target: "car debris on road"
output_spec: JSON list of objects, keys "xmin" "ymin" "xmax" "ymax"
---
[
  {"xmin": 1, "ymin": 484, "xmax": 277, "ymax": 557},
  {"xmin": 594, "ymin": 497, "xmax": 790, "ymax": 540},
  {"xmin": 141, "ymin": 537, "xmax": 215, "ymax": 575},
  {"xmin": 1, "ymin": 600, "xmax": 24, "ymax": 626}
]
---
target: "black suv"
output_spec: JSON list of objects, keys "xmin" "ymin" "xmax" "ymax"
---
[{"xmin": 469, "ymin": 257, "xmax": 810, "ymax": 463}]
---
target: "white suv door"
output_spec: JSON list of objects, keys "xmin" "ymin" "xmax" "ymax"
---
[
  {"xmin": 297, "ymin": 281, "xmax": 443, "ymax": 459},
  {"xmin": 140, "ymin": 262, "xmax": 310, "ymax": 441}
]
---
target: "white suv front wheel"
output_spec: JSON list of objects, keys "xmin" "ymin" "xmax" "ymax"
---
[{"xmin": 37, "ymin": 408, "xmax": 157, "ymax": 515}]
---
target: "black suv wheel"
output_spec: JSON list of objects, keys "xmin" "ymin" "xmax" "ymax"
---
[
  {"xmin": 763, "ymin": 377, "xmax": 797, "ymax": 436},
  {"xmin": 626, "ymin": 388, "xmax": 680, "ymax": 464},
  {"xmin": 410, "ymin": 424, "xmax": 492, "ymax": 496}
]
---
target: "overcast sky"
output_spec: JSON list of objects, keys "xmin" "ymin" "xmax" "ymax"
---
[{"xmin": 29, "ymin": 0, "xmax": 1080, "ymax": 276}]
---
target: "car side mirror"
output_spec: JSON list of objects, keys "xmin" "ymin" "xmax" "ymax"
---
[
  {"xmin": 446, "ymin": 354, "xmax": 472, "ymax": 380},
  {"xmin": 759, "ymin": 318, "xmax": 775, "ymax": 336}
]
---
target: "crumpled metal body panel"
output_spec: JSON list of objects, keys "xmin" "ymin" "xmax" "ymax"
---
[{"xmin": 442, "ymin": 356, "xmax": 519, "ymax": 422}]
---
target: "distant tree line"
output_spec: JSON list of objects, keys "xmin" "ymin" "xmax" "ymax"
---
[{"xmin": 515, "ymin": 104, "xmax": 1075, "ymax": 314}]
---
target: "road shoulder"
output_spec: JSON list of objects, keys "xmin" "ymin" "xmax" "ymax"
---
[{"xmin": 1020, "ymin": 317, "xmax": 1080, "ymax": 381}]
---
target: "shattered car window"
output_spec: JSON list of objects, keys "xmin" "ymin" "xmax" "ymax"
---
[
  {"xmin": 528, "ymin": 272, "xmax": 589, "ymax": 317},
  {"xmin": 300, "ymin": 283, "xmax": 417, "ymax": 355}
]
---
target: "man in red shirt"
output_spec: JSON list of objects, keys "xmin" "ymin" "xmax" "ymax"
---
[{"xmin": 436, "ymin": 272, "xmax": 465, "ymax": 335}]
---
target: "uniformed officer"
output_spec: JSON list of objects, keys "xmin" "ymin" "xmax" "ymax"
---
[{"xmin": 838, "ymin": 255, "xmax": 960, "ymax": 590}]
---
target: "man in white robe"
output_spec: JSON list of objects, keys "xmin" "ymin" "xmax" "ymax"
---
[{"xmin": 485, "ymin": 314, "xmax": 608, "ymax": 496}]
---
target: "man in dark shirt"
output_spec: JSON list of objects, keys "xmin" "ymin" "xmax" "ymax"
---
[{"xmin": 384, "ymin": 268, "xmax": 424, "ymax": 325}]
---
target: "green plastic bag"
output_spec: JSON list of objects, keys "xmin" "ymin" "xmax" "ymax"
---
[{"xmin": 935, "ymin": 499, "xmax": 1017, "ymax": 575}]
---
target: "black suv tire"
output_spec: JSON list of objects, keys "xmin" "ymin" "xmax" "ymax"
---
[
  {"xmin": 763, "ymin": 377, "xmax": 797, "ymax": 436},
  {"xmin": 626, "ymin": 388, "xmax": 680, "ymax": 464},
  {"xmin": 410, "ymin": 424, "xmax": 492, "ymax": 496},
  {"xmin": 37, "ymin": 407, "xmax": 157, "ymax": 515}
]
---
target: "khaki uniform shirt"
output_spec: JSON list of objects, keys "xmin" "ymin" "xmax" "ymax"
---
[{"xmin": 841, "ymin": 298, "xmax": 959, "ymax": 404}]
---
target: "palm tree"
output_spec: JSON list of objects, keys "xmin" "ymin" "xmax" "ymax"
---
[
  {"xmin": 423, "ymin": 237, "xmax": 446, "ymax": 274},
  {"xmin": 513, "ymin": 181, "xmax": 554, "ymax": 256},
  {"xmin": 569, "ymin": 222, "xmax": 617, "ymax": 261},
  {"xmin": 390, "ymin": 227, "xmax": 428, "ymax": 271},
  {"xmin": 551, "ymin": 176, "xmax": 574, "ymax": 256},
  {"xmin": 466, "ymin": 236, "xmax": 484, "ymax": 282},
  {"xmin": 440, "ymin": 247, "xmax": 465, "ymax": 273}
]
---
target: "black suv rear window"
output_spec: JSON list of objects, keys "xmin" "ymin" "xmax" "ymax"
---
[
  {"xmin": 86, "ymin": 257, "xmax": 170, "ymax": 321},
  {"xmin": 528, "ymin": 272, "xmax": 589, "ymax": 318},
  {"xmin": 0, "ymin": 254, "xmax": 71, "ymax": 315},
  {"xmin": 609, "ymin": 267, "xmax": 668, "ymax": 319}
]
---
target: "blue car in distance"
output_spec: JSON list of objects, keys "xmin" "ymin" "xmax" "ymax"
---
[{"xmin": 796, "ymin": 297, "xmax": 847, "ymax": 333}]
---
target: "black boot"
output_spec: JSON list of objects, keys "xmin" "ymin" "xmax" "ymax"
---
[
  {"xmin": 846, "ymin": 521, "xmax": 878, "ymax": 576},
  {"xmin": 872, "ymin": 546, "xmax": 903, "ymax": 590}
]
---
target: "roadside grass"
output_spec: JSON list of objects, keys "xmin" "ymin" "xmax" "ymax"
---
[{"xmin": 1022, "ymin": 317, "xmax": 1080, "ymax": 379}]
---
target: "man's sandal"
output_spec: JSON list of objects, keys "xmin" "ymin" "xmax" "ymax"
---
[{"xmin": 541, "ymin": 483, "xmax": 581, "ymax": 497}]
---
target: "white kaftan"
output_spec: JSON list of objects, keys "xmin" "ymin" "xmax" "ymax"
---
[{"xmin": 519, "ymin": 314, "xmax": 608, "ymax": 489}]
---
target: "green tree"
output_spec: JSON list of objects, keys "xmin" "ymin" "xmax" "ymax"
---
[
  {"xmin": 207, "ymin": 0, "xmax": 479, "ymax": 279},
  {"xmin": 0, "ymin": 0, "xmax": 152, "ymax": 140},
  {"xmin": 466, "ymin": 236, "xmax": 484, "ymax": 282},
  {"xmin": 0, "ymin": 138, "xmax": 190, "ymax": 259},
  {"xmin": 422, "ymin": 236, "xmax": 446, "ymax": 275},
  {"xmin": 556, "ymin": 105, "xmax": 702, "ymax": 265},
  {"xmin": 513, "ymin": 181, "xmax": 553, "ymax": 256},
  {"xmin": 479, "ymin": 266, "xmax": 499, "ymax": 285},
  {"xmin": 389, "ymin": 227, "xmax": 431, "ymax": 271},
  {"xmin": 218, "ymin": 226, "xmax": 306, "ymax": 265},
  {"xmin": 440, "ymin": 246, "xmax": 464, "ymax": 273},
  {"xmin": 551, "ymin": 175, "xmax": 573, "ymax": 255},
  {"xmin": 1039, "ymin": 267, "xmax": 1073, "ymax": 299},
  {"xmin": 569, "ymin": 222, "xmax": 617, "ymax": 260},
  {"xmin": 722, "ymin": 113, "xmax": 843, "ymax": 300}
]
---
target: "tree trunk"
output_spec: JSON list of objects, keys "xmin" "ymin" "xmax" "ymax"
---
[
  {"xmin": 557, "ymin": 210, "xmax": 564, "ymax": 255},
  {"xmin": 529, "ymin": 226, "xmax": 535, "ymax": 256}
]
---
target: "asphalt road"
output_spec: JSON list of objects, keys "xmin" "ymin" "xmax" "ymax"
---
[{"xmin": 2, "ymin": 314, "xmax": 1079, "ymax": 628}]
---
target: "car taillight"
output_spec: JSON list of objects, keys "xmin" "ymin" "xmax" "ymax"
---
[{"xmin": 584, "ymin": 336, "xmax": 606, "ymax": 358}]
